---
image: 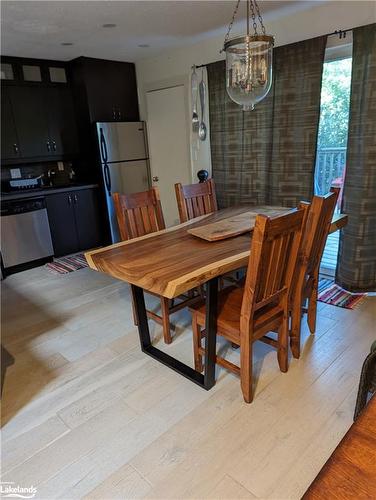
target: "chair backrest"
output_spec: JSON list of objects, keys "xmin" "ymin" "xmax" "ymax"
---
[
  {"xmin": 175, "ymin": 179, "xmax": 218, "ymax": 223},
  {"xmin": 113, "ymin": 187, "xmax": 165, "ymax": 241},
  {"xmin": 299, "ymin": 187, "xmax": 339, "ymax": 278},
  {"xmin": 240, "ymin": 209, "xmax": 305, "ymax": 333}
]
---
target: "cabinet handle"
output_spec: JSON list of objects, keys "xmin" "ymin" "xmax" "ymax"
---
[
  {"xmin": 68, "ymin": 195, "xmax": 72, "ymax": 205},
  {"xmin": 47, "ymin": 141, "xmax": 51, "ymax": 152},
  {"xmin": 52, "ymin": 141, "xmax": 57, "ymax": 152},
  {"xmin": 74, "ymin": 194, "xmax": 78, "ymax": 203},
  {"xmin": 117, "ymin": 109, "xmax": 121, "ymax": 120},
  {"xmin": 13, "ymin": 144, "xmax": 19, "ymax": 154},
  {"xmin": 112, "ymin": 107, "xmax": 116, "ymax": 120}
]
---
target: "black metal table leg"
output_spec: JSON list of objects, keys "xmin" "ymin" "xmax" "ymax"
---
[
  {"xmin": 131, "ymin": 277, "xmax": 218, "ymax": 390},
  {"xmin": 204, "ymin": 278, "xmax": 218, "ymax": 389}
]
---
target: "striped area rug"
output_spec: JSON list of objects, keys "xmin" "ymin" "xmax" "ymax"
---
[
  {"xmin": 46, "ymin": 253, "xmax": 88, "ymax": 275},
  {"xmin": 318, "ymin": 278, "xmax": 367, "ymax": 309}
]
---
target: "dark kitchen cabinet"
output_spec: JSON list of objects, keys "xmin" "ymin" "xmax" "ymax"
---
[
  {"xmin": 8, "ymin": 86, "xmax": 51, "ymax": 158},
  {"xmin": 1, "ymin": 87, "xmax": 20, "ymax": 160},
  {"xmin": 46, "ymin": 87, "xmax": 79, "ymax": 156},
  {"xmin": 46, "ymin": 192, "xmax": 78, "ymax": 256},
  {"xmin": 70, "ymin": 57, "xmax": 139, "ymax": 123},
  {"xmin": 46, "ymin": 188, "xmax": 102, "ymax": 257},
  {"xmin": 1, "ymin": 55, "xmax": 79, "ymax": 164},
  {"xmin": 71, "ymin": 188, "xmax": 102, "ymax": 251},
  {"xmin": 5, "ymin": 85, "xmax": 79, "ymax": 161}
]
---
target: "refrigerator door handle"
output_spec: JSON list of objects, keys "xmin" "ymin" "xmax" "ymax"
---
[
  {"xmin": 104, "ymin": 164, "xmax": 112, "ymax": 195},
  {"xmin": 100, "ymin": 128, "xmax": 108, "ymax": 163}
]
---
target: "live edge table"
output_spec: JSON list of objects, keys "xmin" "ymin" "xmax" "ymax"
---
[{"xmin": 85, "ymin": 206, "xmax": 347, "ymax": 391}]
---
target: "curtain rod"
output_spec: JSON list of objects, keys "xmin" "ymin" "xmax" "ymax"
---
[{"xmin": 192, "ymin": 28, "xmax": 353, "ymax": 69}]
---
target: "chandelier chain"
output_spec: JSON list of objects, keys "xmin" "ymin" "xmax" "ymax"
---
[
  {"xmin": 254, "ymin": 0, "xmax": 266, "ymax": 35},
  {"xmin": 222, "ymin": 0, "xmax": 241, "ymax": 51},
  {"xmin": 249, "ymin": 0, "xmax": 258, "ymax": 35}
]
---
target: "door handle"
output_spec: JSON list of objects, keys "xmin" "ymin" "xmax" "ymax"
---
[
  {"xmin": 100, "ymin": 128, "xmax": 108, "ymax": 163},
  {"xmin": 104, "ymin": 163, "xmax": 112, "ymax": 194},
  {"xmin": 152, "ymin": 176, "xmax": 159, "ymax": 182}
]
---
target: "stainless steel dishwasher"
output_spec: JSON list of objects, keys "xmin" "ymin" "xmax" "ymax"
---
[{"xmin": 1, "ymin": 197, "xmax": 54, "ymax": 273}]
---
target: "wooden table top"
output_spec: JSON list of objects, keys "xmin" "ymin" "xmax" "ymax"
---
[
  {"xmin": 86, "ymin": 206, "xmax": 348, "ymax": 299},
  {"xmin": 303, "ymin": 395, "xmax": 376, "ymax": 499}
]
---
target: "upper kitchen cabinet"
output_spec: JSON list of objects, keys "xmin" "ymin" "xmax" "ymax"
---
[
  {"xmin": 1, "ymin": 87, "xmax": 20, "ymax": 160},
  {"xmin": 1, "ymin": 56, "xmax": 69, "ymax": 85},
  {"xmin": 2, "ymin": 85, "xmax": 79, "ymax": 162},
  {"xmin": 45, "ymin": 86, "xmax": 79, "ymax": 156},
  {"xmin": 1, "ymin": 56, "xmax": 79, "ymax": 164},
  {"xmin": 8, "ymin": 86, "xmax": 51, "ymax": 158},
  {"xmin": 69, "ymin": 57, "xmax": 139, "ymax": 123}
]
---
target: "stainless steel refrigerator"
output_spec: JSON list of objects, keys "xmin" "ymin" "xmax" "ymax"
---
[{"xmin": 96, "ymin": 121, "xmax": 150, "ymax": 243}]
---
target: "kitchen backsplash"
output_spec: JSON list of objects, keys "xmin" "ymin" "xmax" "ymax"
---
[{"xmin": 1, "ymin": 161, "xmax": 76, "ymax": 186}]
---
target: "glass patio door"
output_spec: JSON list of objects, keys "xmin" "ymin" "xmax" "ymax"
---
[{"xmin": 314, "ymin": 40, "xmax": 352, "ymax": 275}]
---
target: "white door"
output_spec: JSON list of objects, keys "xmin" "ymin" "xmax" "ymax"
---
[{"xmin": 146, "ymin": 85, "xmax": 191, "ymax": 227}]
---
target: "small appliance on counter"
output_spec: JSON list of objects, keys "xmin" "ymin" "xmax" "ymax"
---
[
  {"xmin": 1, "ymin": 175, "xmax": 45, "ymax": 193},
  {"xmin": 46, "ymin": 162, "xmax": 76, "ymax": 187}
]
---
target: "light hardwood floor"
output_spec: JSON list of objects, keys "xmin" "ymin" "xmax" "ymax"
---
[{"xmin": 1, "ymin": 265, "xmax": 375, "ymax": 499}]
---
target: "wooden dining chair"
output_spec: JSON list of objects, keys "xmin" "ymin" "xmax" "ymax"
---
[
  {"xmin": 175, "ymin": 178, "xmax": 239, "ymax": 287},
  {"xmin": 190, "ymin": 208, "xmax": 305, "ymax": 403},
  {"xmin": 289, "ymin": 188, "xmax": 339, "ymax": 359},
  {"xmin": 113, "ymin": 187, "xmax": 199, "ymax": 344},
  {"xmin": 175, "ymin": 178, "xmax": 218, "ymax": 223}
]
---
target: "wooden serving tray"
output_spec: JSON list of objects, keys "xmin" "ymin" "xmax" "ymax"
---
[{"xmin": 187, "ymin": 207, "xmax": 290, "ymax": 242}]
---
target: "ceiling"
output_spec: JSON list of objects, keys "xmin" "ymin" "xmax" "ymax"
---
[{"xmin": 1, "ymin": 1, "xmax": 319, "ymax": 62}]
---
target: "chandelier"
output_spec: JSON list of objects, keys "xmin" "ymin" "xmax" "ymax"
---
[{"xmin": 222, "ymin": 0, "xmax": 274, "ymax": 111}]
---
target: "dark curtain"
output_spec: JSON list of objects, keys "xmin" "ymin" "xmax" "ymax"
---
[
  {"xmin": 269, "ymin": 36, "xmax": 327, "ymax": 206},
  {"xmin": 208, "ymin": 60, "xmax": 273, "ymax": 208},
  {"xmin": 336, "ymin": 24, "xmax": 376, "ymax": 292},
  {"xmin": 207, "ymin": 35, "xmax": 327, "ymax": 208}
]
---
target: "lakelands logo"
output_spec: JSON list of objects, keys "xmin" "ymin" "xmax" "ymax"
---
[{"xmin": 0, "ymin": 482, "xmax": 37, "ymax": 499}]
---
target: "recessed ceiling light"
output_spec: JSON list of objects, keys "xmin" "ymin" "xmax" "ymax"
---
[
  {"xmin": 61, "ymin": 42, "xmax": 73, "ymax": 46},
  {"xmin": 138, "ymin": 44, "xmax": 150, "ymax": 48},
  {"xmin": 102, "ymin": 23, "xmax": 117, "ymax": 28}
]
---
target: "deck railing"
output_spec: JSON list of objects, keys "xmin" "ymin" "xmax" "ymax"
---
[{"xmin": 315, "ymin": 147, "xmax": 347, "ymax": 195}]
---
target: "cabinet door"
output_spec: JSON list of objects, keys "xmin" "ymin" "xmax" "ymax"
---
[
  {"xmin": 116, "ymin": 63, "xmax": 139, "ymax": 122},
  {"xmin": 73, "ymin": 189, "xmax": 102, "ymax": 251},
  {"xmin": 9, "ymin": 86, "xmax": 51, "ymax": 158},
  {"xmin": 1, "ymin": 87, "xmax": 20, "ymax": 159},
  {"xmin": 85, "ymin": 60, "xmax": 139, "ymax": 122},
  {"xmin": 46, "ymin": 87, "xmax": 79, "ymax": 156},
  {"xmin": 46, "ymin": 193, "xmax": 79, "ymax": 257}
]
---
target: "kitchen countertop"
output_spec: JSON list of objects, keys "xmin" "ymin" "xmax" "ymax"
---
[{"xmin": 1, "ymin": 184, "xmax": 99, "ymax": 201}]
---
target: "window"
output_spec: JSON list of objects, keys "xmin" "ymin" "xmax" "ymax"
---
[{"xmin": 315, "ymin": 33, "xmax": 352, "ymax": 275}]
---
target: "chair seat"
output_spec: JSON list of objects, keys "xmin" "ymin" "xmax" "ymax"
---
[{"xmin": 190, "ymin": 286, "xmax": 284, "ymax": 344}]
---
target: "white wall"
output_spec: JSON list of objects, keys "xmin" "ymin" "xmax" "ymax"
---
[{"xmin": 136, "ymin": 0, "xmax": 376, "ymax": 177}]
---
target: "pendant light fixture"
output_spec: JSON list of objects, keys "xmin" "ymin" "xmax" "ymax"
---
[{"xmin": 222, "ymin": 0, "xmax": 274, "ymax": 110}]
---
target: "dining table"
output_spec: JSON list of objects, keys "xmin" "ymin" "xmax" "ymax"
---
[{"xmin": 85, "ymin": 205, "xmax": 348, "ymax": 391}]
